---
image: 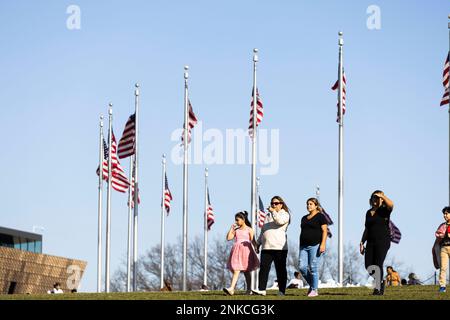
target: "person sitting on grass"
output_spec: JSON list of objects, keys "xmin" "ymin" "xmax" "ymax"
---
[
  {"xmin": 48, "ymin": 282, "xmax": 63, "ymax": 294},
  {"xmin": 287, "ymin": 271, "xmax": 304, "ymax": 289},
  {"xmin": 385, "ymin": 266, "xmax": 401, "ymax": 286}
]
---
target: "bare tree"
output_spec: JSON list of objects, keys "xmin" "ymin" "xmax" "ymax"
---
[{"xmin": 111, "ymin": 234, "xmax": 233, "ymax": 291}]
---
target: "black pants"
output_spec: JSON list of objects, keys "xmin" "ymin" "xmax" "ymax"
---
[
  {"xmin": 365, "ymin": 241, "xmax": 390, "ymax": 284},
  {"xmin": 258, "ymin": 250, "xmax": 288, "ymax": 293}
]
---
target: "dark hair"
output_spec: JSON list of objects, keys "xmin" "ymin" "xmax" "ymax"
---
[
  {"xmin": 387, "ymin": 266, "xmax": 395, "ymax": 272},
  {"xmin": 235, "ymin": 211, "xmax": 252, "ymax": 227},
  {"xmin": 306, "ymin": 197, "xmax": 323, "ymax": 213},
  {"xmin": 294, "ymin": 271, "xmax": 300, "ymax": 277},
  {"xmin": 442, "ymin": 206, "xmax": 450, "ymax": 214}
]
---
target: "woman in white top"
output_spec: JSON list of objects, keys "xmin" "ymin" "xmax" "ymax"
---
[{"xmin": 253, "ymin": 196, "xmax": 290, "ymax": 296}]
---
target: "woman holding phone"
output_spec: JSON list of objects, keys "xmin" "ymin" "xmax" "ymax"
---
[{"xmin": 252, "ymin": 196, "xmax": 291, "ymax": 296}]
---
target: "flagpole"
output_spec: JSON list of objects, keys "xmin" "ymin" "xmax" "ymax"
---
[
  {"xmin": 126, "ymin": 156, "xmax": 134, "ymax": 292},
  {"xmin": 97, "ymin": 115, "xmax": 104, "ymax": 293},
  {"xmin": 182, "ymin": 66, "xmax": 189, "ymax": 291},
  {"xmin": 255, "ymin": 177, "xmax": 260, "ymax": 239},
  {"xmin": 448, "ymin": 15, "xmax": 450, "ymax": 205},
  {"xmin": 203, "ymin": 168, "xmax": 208, "ymax": 288},
  {"xmin": 337, "ymin": 31, "xmax": 344, "ymax": 287},
  {"xmin": 255, "ymin": 176, "xmax": 260, "ymax": 290},
  {"xmin": 160, "ymin": 154, "xmax": 166, "ymax": 290},
  {"xmin": 250, "ymin": 48, "xmax": 258, "ymax": 291},
  {"xmin": 133, "ymin": 83, "xmax": 140, "ymax": 292},
  {"xmin": 105, "ymin": 103, "xmax": 113, "ymax": 293}
]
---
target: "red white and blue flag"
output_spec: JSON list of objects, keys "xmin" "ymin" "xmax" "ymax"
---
[
  {"xmin": 248, "ymin": 88, "xmax": 264, "ymax": 138},
  {"xmin": 163, "ymin": 172, "xmax": 173, "ymax": 215},
  {"xmin": 257, "ymin": 196, "xmax": 266, "ymax": 228},
  {"xmin": 441, "ymin": 53, "xmax": 449, "ymax": 106},
  {"xmin": 97, "ymin": 131, "xmax": 130, "ymax": 193},
  {"xmin": 117, "ymin": 114, "xmax": 136, "ymax": 159},
  {"xmin": 181, "ymin": 100, "xmax": 198, "ymax": 144},
  {"xmin": 206, "ymin": 188, "xmax": 215, "ymax": 231},
  {"xmin": 331, "ymin": 71, "xmax": 347, "ymax": 122}
]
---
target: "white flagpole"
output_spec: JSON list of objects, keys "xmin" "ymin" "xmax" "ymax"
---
[
  {"xmin": 97, "ymin": 115, "xmax": 104, "ymax": 293},
  {"xmin": 105, "ymin": 103, "xmax": 113, "ymax": 293},
  {"xmin": 133, "ymin": 83, "xmax": 140, "ymax": 292},
  {"xmin": 203, "ymin": 168, "xmax": 208, "ymax": 288},
  {"xmin": 255, "ymin": 177, "xmax": 260, "ymax": 240},
  {"xmin": 160, "ymin": 154, "xmax": 166, "ymax": 290},
  {"xmin": 182, "ymin": 66, "xmax": 189, "ymax": 291},
  {"xmin": 448, "ymin": 15, "xmax": 450, "ymax": 205},
  {"xmin": 126, "ymin": 156, "xmax": 134, "ymax": 292},
  {"xmin": 337, "ymin": 31, "xmax": 344, "ymax": 286},
  {"xmin": 250, "ymin": 48, "xmax": 259, "ymax": 291},
  {"xmin": 255, "ymin": 176, "xmax": 260, "ymax": 290}
]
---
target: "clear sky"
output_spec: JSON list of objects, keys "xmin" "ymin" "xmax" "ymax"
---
[{"xmin": 0, "ymin": 0, "xmax": 449, "ymax": 292}]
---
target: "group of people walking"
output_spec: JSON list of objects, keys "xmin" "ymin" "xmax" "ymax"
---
[{"xmin": 223, "ymin": 190, "xmax": 399, "ymax": 297}]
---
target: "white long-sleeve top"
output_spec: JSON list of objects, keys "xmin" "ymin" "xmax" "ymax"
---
[{"xmin": 256, "ymin": 209, "xmax": 290, "ymax": 250}]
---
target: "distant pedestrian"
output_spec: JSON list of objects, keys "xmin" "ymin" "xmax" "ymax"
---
[
  {"xmin": 48, "ymin": 282, "xmax": 63, "ymax": 294},
  {"xmin": 434, "ymin": 206, "xmax": 450, "ymax": 293},
  {"xmin": 223, "ymin": 211, "xmax": 259, "ymax": 296},
  {"xmin": 298, "ymin": 197, "xmax": 328, "ymax": 297},
  {"xmin": 360, "ymin": 190, "xmax": 394, "ymax": 295},
  {"xmin": 407, "ymin": 273, "xmax": 421, "ymax": 285}
]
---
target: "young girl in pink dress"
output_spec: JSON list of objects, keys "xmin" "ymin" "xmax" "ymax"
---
[{"xmin": 223, "ymin": 211, "xmax": 259, "ymax": 296}]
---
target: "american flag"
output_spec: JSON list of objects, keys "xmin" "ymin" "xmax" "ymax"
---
[
  {"xmin": 206, "ymin": 188, "xmax": 215, "ymax": 231},
  {"xmin": 117, "ymin": 114, "xmax": 136, "ymax": 159},
  {"xmin": 181, "ymin": 100, "xmax": 198, "ymax": 144},
  {"xmin": 257, "ymin": 196, "xmax": 266, "ymax": 228},
  {"xmin": 163, "ymin": 172, "xmax": 173, "ymax": 215},
  {"xmin": 96, "ymin": 131, "xmax": 130, "ymax": 193},
  {"xmin": 441, "ymin": 53, "xmax": 449, "ymax": 106},
  {"xmin": 331, "ymin": 70, "xmax": 347, "ymax": 122},
  {"xmin": 389, "ymin": 220, "xmax": 401, "ymax": 244},
  {"xmin": 129, "ymin": 168, "xmax": 140, "ymax": 208},
  {"xmin": 248, "ymin": 88, "xmax": 264, "ymax": 138}
]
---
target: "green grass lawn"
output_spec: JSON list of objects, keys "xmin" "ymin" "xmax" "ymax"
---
[{"xmin": 0, "ymin": 285, "xmax": 448, "ymax": 300}]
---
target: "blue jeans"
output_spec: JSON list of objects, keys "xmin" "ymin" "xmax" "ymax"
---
[{"xmin": 298, "ymin": 244, "xmax": 322, "ymax": 290}]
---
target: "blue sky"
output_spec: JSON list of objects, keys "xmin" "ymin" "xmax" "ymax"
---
[{"xmin": 0, "ymin": 0, "xmax": 449, "ymax": 291}]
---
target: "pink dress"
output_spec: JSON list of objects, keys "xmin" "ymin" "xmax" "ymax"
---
[{"xmin": 227, "ymin": 226, "xmax": 260, "ymax": 272}]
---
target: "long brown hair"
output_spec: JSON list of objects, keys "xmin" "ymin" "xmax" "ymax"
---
[
  {"xmin": 271, "ymin": 196, "xmax": 291, "ymax": 227},
  {"xmin": 306, "ymin": 197, "xmax": 323, "ymax": 213},
  {"xmin": 271, "ymin": 196, "xmax": 290, "ymax": 213}
]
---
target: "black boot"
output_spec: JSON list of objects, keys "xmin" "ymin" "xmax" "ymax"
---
[{"xmin": 379, "ymin": 282, "xmax": 385, "ymax": 296}]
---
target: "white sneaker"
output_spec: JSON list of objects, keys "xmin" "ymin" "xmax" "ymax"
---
[{"xmin": 251, "ymin": 289, "xmax": 266, "ymax": 296}]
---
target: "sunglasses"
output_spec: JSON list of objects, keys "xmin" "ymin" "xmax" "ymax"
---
[{"xmin": 271, "ymin": 202, "xmax": 282, "ymax": 206}]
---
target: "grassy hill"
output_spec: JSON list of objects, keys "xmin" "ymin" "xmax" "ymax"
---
[{"xmin": 0, "ymin": 285, "xmax": 449, "ymax": 300}]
